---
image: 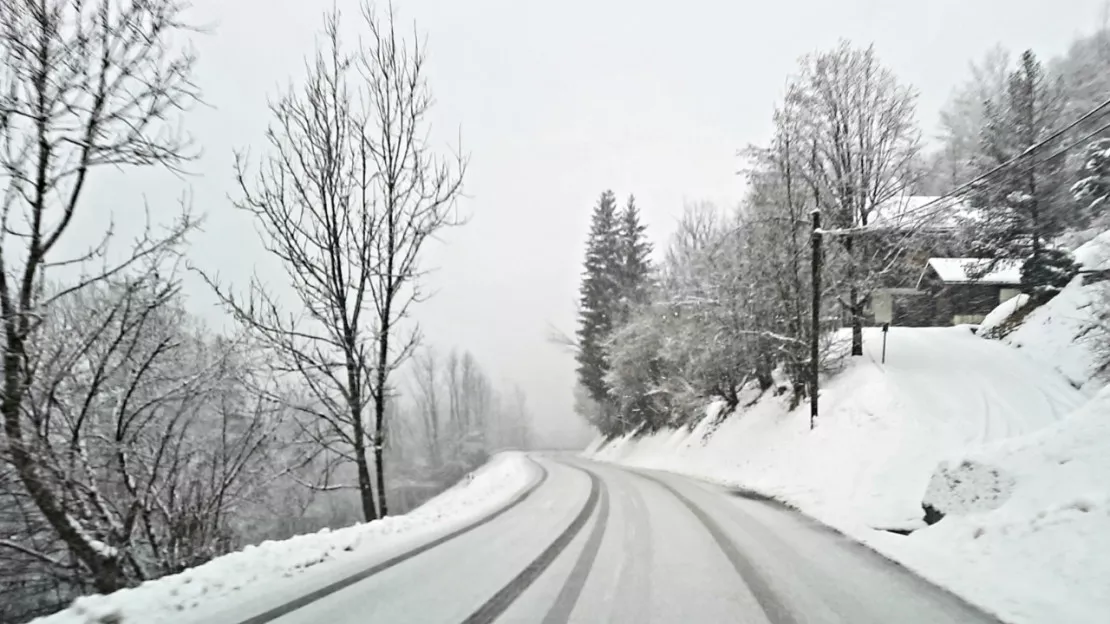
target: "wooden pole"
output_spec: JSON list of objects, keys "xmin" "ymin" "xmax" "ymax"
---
[
  {"xmin": 882, "ymin": 322, "xmax": 889, "ymax": 364},
  {"xmin": 810, "ymin": 209, "xmax": 822, "ymax": 430}
]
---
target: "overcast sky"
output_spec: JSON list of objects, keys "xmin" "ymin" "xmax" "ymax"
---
[{"xmin": 78, "ymin": 0, "xmax": 1108, "ymax": 447}]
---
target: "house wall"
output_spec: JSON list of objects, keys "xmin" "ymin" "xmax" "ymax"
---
[
  {"xmin": 936, "ymin": 283, "xmax": 1009, "ymax": 325},
  {"xmin": 917, "ymin": 267, "xmax": 1015, "ymax": 326},
  {"xmin": 893, "ymin": 294, "xmax": 937, "ymax": 327}
]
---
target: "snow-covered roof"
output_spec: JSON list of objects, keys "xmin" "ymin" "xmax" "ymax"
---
[
  {"xmin": 869, "ymin": 195, "xmax": 978, "ymax": 231},
  {"xmin": 925, "ymin": 258, "xmax": 1023, "ymax": 285}
]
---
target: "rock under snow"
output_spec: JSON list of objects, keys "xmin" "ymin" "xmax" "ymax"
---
[{"xmin": 883, "ymin": 386, "xmax": 1110, "ymax": 624}]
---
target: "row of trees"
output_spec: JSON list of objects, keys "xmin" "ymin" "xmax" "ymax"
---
[
  {"xmin": 0, "ymin": 2, "xmax": 532, "ymax": 621},
  {"xmin": 576, "ymin": 32, "xmax": 1110, "ymax": 438}
]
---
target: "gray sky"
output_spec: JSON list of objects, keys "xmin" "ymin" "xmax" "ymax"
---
[{"xmin": 79, "ymin": 0, "xmax": 1108, "ymax": 447}]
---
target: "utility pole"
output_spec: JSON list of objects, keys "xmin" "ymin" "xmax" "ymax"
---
[{"xmin": 810, "ymin": 209, "xmax": 822, "ymax": 430}]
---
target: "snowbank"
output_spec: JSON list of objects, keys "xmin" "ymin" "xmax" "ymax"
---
[
  {"xmin": 589, "ymin": 325, "xmax": 1095, "ymax": 622},
  {"xmin": 883, "ymin": 387, "xmax": 1110, "ymax": 623},
  {"xmin": 878, "ymin": 234, "xmax": 1110, "ymax": 623},
  {"xmin": 32, "ymin": 452, "xmax": 539, "ymax": 624},
  {"xmin": 978, "ymin": 293, "xmax": 1029, "ymax": 336},
  {"xmin": 591, "ymin": 326, "xmax": 1083, "ymax": 530},
  {"xmin": 1001, "ymin": 231, "xmax": 1110, "ymax": 390}
]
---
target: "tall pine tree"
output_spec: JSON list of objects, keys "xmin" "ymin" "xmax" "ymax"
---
[
  {"xmin": 969, "ymin": 50, "xmax": 1072, "ymax": 284},
  {"xmin": 576, "ymin": 191, "xmax": 622, "ymax": 430},
  {"xmin": 617, "ymin": 195, "xmax": 653, "ymax": 316},
  {"xmin": 613, "ymin": 195, "xmax": 657, "ymax": 429}
]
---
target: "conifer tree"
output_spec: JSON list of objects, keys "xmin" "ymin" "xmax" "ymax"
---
[
  {"xmin": 969, "ymin": 51, "xmax": 1071, "ymax": 278},
  {"xmin": 575, "ymin": 191, "xmax": 622, "ymax": 429},
  {"xmin": 618, "ymin": 195, "xmax": 653, "ymax": 314}
]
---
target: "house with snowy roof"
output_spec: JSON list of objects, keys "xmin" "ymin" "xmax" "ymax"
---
[
  {"xmin": 863, "ymin": 194, "xmax": 1009, "ymax": 327},
  {"xmin": 916, "ymin": 258, "xmax": 1024, "ymax": 325},
  {"xmin": 871, "ymin": 257, "xmax": 1024, "ymax": 327}
]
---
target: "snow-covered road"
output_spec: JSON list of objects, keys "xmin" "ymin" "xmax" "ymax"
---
[{"xmin": 227, "ymin": 454, "xmax": 1003, "ymax": 624}]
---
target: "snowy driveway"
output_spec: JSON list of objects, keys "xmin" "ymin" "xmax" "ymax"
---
[{"xmin": 222, "ymin": 454, "xmax": 1003, "ymax": 624}]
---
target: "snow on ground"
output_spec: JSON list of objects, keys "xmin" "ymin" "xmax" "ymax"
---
[
  {"xmin": 588, "ymin": 232, "xmax": 1110, "ymax": 622},
  {"xmin": 591, "ymin": 326, "xmax": 1084, "ymax": 531},
  {"xmin": 32, "ymin": 452, "xmax": 539, "ymax": 624},
  {"xmin": 1002, "ymin": 231, "xmax": 1110, "ymax": 390},
  {"xmin": 979, "ymin": 293, "xmax": 1029, "ymax": 335},
  {"xmin": 877, "ymin": 386, "xmax": 1110, "ymax": 624},
  {"xmin": 589, "ymin": 323, "xmax": 1100, "ymax": 622}
]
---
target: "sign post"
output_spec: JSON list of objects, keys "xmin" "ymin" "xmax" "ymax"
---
[{"xmin": 881, "ymin": 322, "xmax": 890, "ymax": 364}]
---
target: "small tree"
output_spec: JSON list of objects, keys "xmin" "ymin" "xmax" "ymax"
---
[
  {"xmin": 1073, "ymin": 138, "xmax": 1110, "ymax": 214},
  {"xmin": 360, "ymin": 2, "xmax": 464, "ymax": 517},
  {"xmin": 1021, "ymin": 248, "xmax": 1080, "ymax": 301}
]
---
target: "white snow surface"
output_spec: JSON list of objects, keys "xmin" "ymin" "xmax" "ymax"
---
[
  {"xmin": 926, "ymin": 258, "xmax": 1023, "ymax": 285},
  {"xmin": 30, "ymin": 452, "xmax": 538, "ymax": 624},
  {"xmin": 1001, "ymin": 231, "xmax": 1110, "ymax": 391},
  {"xmin": 589, "ymin": 325, "xmax": 1100, "ymax": 623},
  {"xmin": 591, "ymin": 327, "xmax": 1083, "ymax": 529},
  {"xmin": 1073, "ymin": 228, "xmax": 1110, "ymax": 269},
  {"xmin": 886, "ymin": 386, "xmax": 1110, "ymax": 623},
  {"xmin": 979, "ymin": 293, "xmax": 1030, "ymax": 334}
]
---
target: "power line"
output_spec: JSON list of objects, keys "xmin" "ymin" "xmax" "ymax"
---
[{"xmin": 822, "ymin": 92, "xmax": 1110, "ymax": 236}]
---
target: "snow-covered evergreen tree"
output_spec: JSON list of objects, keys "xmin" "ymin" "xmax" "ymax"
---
[
  {"xmin": 617, "ymin": 195, "xmax": 653, "ymax": 314},
  {"xmin": 1073, "ymin": 138, "xmax": 1110, "ymax": 213},
  {"xmin": 575, "ymin": 191, "xmax": 623, "ymax": 432},
  {"xmin": 967, "ymin": 50, "xmax": 1071, "ymax": 279}
]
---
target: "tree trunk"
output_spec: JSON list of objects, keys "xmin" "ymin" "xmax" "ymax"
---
[
  {"xmin": 850, "ymin": 285, "xmax": 864, "ymax": 357},
  {"xmin": 351, "ymin": 415, "xmax": 378, "ymax": 522},
  {"xmin": 755, "ymin": 354, "xmax": 774, "ymax": 391},
  {"xmin": 2, "ymin": 337, "xmax": 127, "ymax": 594},
  {"xmin": 845, "ymin": 234, "xmax": 864, "ymax": 357},
  {"xmin": 374, "ymin": 318, "xmax": 391, "ymax": 518}
]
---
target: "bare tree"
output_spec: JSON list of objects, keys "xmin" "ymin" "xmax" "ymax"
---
[
  {"xmin": 360, "ymin": 2, "xmax": 465, "ymax": 516},
  {"xmin": 1, "ymin": 264, "xmax": 280, "ymax": 617},
  {"xmin": 780, "ymin": 41, "xmax": 922, "ymax": 356},
  {"xmin": 210, "ymin": 3, "xmax": 463, "ymax": 520},
  {"xmin": 930, "ymin": 46, "xmax": 1012, "ymax": 191},
  {"xmin": 0, "ymin": 0, "xmax": 199, "ymax": 599},
  {"xmin": 205, "ymin": 7, "xmax": 383, "ymax": 522},
  {"xmin": 412, "ymin": 347, "xmax": 443, "ymax": 465}
]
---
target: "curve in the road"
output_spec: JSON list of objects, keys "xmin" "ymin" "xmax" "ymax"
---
[
  {"xmin": 633, "ymin": 469, "xmax": 799, "ymax": 624},
  {"xmin": 237, "ymin": 459, "xmax": 551, "ymax": 624},
  {"xmin": 461, "ymin": 462, "xmax": 604, "ymax": 624}
]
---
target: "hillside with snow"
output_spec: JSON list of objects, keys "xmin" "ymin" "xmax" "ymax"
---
[{"xmin": 588, "ymin": 232, "xmax": 1110, "ymax": 623}]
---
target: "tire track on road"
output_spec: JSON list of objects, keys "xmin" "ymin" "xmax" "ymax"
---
[
  {"xmin": 611, "ymin": 465, "xmax": 653, "ymax": 624},
  {"xmin": 238, "ymin": 459, "xmax": 550, "ymax": 624},
  {"xmin": 461, "ymin": 462, "xmax": 603, "ymax": 624},
  {"xmin": 541, "ymin": 470, "xmax": 609, "ymax": 624},
  {"xmin": 632, "ymin": 469, "xmax": 800, "ymax": 624}
]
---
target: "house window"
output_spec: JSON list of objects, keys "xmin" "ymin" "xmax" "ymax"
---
[{"xmin": 998, "ymin": 288, "xmax": 1021, "ymax": 304}]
